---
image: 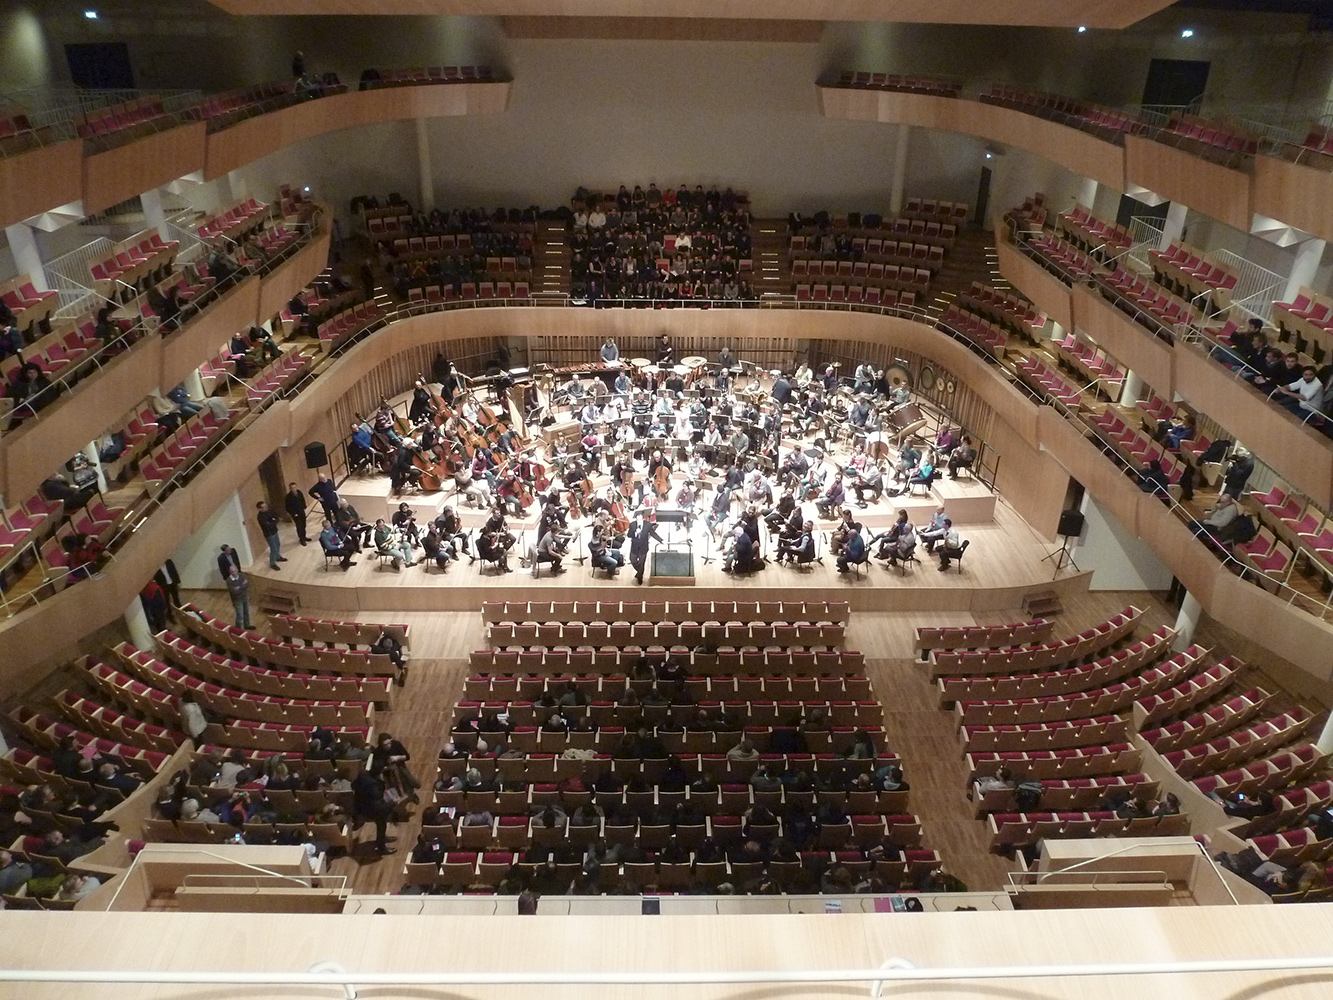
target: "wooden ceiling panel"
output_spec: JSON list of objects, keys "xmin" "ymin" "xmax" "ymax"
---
[{"xmin": 206, "ymin": 0, "xmax": 1175, "ymax": 29}]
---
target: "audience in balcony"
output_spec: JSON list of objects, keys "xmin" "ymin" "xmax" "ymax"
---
[
  {"xmin": 6, "ymin": 361, "xmax": 56, "ymax": 430},
  {"xmin": 568, "ymin": 184, "xmax": 755, "ymax": 303}
]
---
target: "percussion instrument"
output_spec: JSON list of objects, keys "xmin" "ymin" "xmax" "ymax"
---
[
  {"xmin": 681, "ymin": 356, "xmax": 707, "ymax": 369},
  {"xmin": 890, "ymin": 402, "xmax": 927, "ymax": 442},
  {"xmin": 629, "ymin": 358, "xmax": 650, "ymax": 368},
  {"xmin": 672, "ymin": 364, "xmax": 689, "ymax": 376}
]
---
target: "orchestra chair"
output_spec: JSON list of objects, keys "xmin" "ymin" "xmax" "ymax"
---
[
  {"xmin": 908, "ymin": 469, "xmax": 938, "ymax": 498},
  {"xmin": 941, "ymin": 539, "xmax": 970, "ymax": 572}
]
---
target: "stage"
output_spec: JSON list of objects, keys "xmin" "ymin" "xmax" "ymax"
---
[{"xmin": 246, "ymin": 501, "xmax": 1090, "ymax": 615}]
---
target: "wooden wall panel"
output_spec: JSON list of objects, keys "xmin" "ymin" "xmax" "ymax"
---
[
  {"xmin": 0, "ymin": 140, "xmax": 83, "ymax": 230},
  {"xmin": 1124, "ymin": 136, "xmax": 1252, "ymax": 233},
  {"xmin": 1135, "ymin": 494, "xmax": 1218, "ymax": 607},
  {"xmin": 988, "ymin": 414, "xmax": 1066, "ymax": 540},
  {"xmin": 1071, "ymin": 285, "xmax": 1175, "ymax": 397},
  {"xmin": 1173, "ymin": 342, "xmax": 1333, "ymax": 508},
  {"xmin": 1037, "ymin": 407, "xmax": 1139, "ymax": 530},
  {"xmin": 2, "ymin": 336, "xmax": 161, "ymax": 503},
  {"xmin": 204, "ymin": 83, "xmax": 511, "ymax": 180},
  {"xmin": 1252, "ymin": 155, "xmax": 1333, "ymax": 246},
  {"xmin": 1209, "ymin": 571, "xmax": 1333, "ymax": 685},
  {"xmin": 997, "ymin": 241, "xmax": 1073, "ymax": 330},
  {"xmin": 81, "ymin": 123, "xmax": 208, "ymax": 215},
  {"xmin": 160, "ymin": 277, "xmax": 262, "ymax": 393}
]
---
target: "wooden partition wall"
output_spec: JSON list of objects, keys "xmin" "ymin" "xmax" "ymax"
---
[
  {"xmin": 0, "ymin": 223, "xmax": 330, "ymax": 505},
  {"xmin": 998, "ymin": 239, "xmax": 1333, "ymax": 509},
  {"xmin": 4, "ymin": 305, "xmax": 1333, "ymax": 697},
  {"xmin": 0, "ymin": 83, "xmax": 510, "ymax": 231}
]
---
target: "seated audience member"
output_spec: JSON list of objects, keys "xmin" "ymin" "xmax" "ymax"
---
[
  {"xmin": 1189, "ymin": 493, "xmax": 1239, "ymax": 542},
  {"xmin": 1275, "ymin": 365, "xmax": 1327, "ymax": 417}
]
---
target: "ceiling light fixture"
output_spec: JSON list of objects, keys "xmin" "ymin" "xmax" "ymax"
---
[
  {"xmin": 1077, "ymin": 26, "xmax": 1087, "ymax": 33},
  {"xmin": 1180, "ymin": 28, "xmax": 1195, "ymax": 38},
  {"xmin": 84, "ymin": 9, "xmax": 99, "ymax": 18}
]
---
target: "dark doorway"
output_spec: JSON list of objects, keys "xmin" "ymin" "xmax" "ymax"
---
[
  {"xmin": 1141, "ymin": 58, "xmax": 1209, "ymax": 113},
  {"xmin": 65, "ymin": 42, "xmax": 135, "ymax": 90},
  {"xmin": 974, "ymin": 166, "xmax": 992, "ymax": 228},
  {"xmin": 1115, "ymin": 194, "xmax": 1170, "ymax": 233}
]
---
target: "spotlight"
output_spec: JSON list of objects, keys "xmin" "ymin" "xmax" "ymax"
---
[{"xmin": 1180, "ymin": 28, "xmax": 1194, "ymax": 38}]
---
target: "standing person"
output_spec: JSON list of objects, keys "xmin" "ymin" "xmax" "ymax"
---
[
  {"xmin": 352, "ymin": 768, "xmax": 396, "ymax": 855},
  {"xmin": 217, "ymin": 544, "xmax": 242, "ymax": 581},
  {"xmin": 139, "ymin": 578, "xmax": 169, "ymax": 634},
  {"xmin": 158, "ymin": 559, "xmax": 182, "ymax": 611},
  {"xmin": 224, "ymin": 564, "xmax": 252, "ymax": 628},
  {"xmin": 284, "ymin": 482, "xmax": 310, "ymax": 545},
  {"xmin": 627, "ymin": 514, "xmax": 662, "ymax": 586},
  {"xmin": 309, "ymin": 473, "xmax": 340, "ymax": 518},
  {"xmin": 256, "ymin": 500, "xmax": 286, "ymax": 570}
]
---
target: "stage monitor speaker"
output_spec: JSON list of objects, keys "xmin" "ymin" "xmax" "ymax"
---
[
  {"xmin": 1058, "ymin": 509, "xmax": 1085, "ymax": 538},
  {"xmin": 304, "ymin": 442, "xmax": 328, "ymax": 469}
]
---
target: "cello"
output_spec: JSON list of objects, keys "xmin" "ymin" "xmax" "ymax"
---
[{"xmin": 654, "ymin": 460, "xmax": 671, "ymax": 499}]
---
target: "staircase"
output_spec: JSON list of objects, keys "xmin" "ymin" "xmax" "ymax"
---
[
  {"xmin": 750, "ymin": 218, "xmax": 791, "ymax": 296},
  {"xmin": 535, "ymin": 219, "xmax": 570, "ymax": 295},
  {"xmin": 925, "ymin": 226, "xmax": 1004, "ymax": 318}
]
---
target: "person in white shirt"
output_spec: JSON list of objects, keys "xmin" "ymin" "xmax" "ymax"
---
[
  {"xmin": 600, "ymin": 338, "xmax": 620, "ymax": 363},
  {"xmin": 587, "ymin": 208, "xmax": 607, "ymax": 229},
  {"xmin": 937, "ymin": 519, "xmax": 965, "ymax": 570},
  {"xmin": 794, "ymin": 363, "xmax": 813, "ymax": 389},
  {"xmin": 1278, "ymin": 366, "xmax": 1325, "ymax": 415}
]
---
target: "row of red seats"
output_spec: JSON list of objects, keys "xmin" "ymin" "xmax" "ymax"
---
[
  {"xmin": 972, "ymin": 773, "xmax": 1158, "ymax": 816},
  {"xmin": 1148, "ymin": 241, "xmax": 1240, "ymax": 311},
  {"xmin": 489, "ymin": 621, "xmax": 846, "ymax": 649},
  {"xmin": 483, "ymin": 599, "xmax": 851, "ymax": 625},
  {"xmin": 1163, "ymin": 114, "xmax": 1259, "ymax": 158},
  {"xmin": 1233, "ymin": 780, "xmax": 1333, "ymax": 841},
  {"xmin": 368, "ymin": 66, "xmax": 496, "ymax": 86},
  {"xmin": 1160, "ymin": 708, "xmax": 1316, "ymax": 779},
  {"xmin": 1087, "ymin": 409, "xmax": 1190, "ymax": 488},
  {"xmin": 74, "ymin": 97, "xmax": 169, "ymax": 140},
  {"xmin": 930, "ymin": 607, "xmax": 1142, "ymax": 677},
  {"xmin": 196, "ymin": 197, "xmax": 269, "ymax": 242},
  {"xmin": 463, "ymin": 673, "xmax": 870, "ymax": 701},
  {"xmin": 961, "ymin": 282, "xmax": 1047, "ymax": 338},
  {"xmin": 796, "ymin": 285, "xmax": 921, "ymax": 308},
  {"xmin": 178, "ymin": 604, "xmax": 397, "ymax": 681},
  {"xmin": 437, "ymin": 750, "xmax": 899, "ymax": 785},
  {"xmin": 1029, "ymin": 231, "xmax": 1096, "ymax": 277},
  {"xmin": 1133, "ymin": 659, "xmax": 1244, "ymax": 731},
  {"xmin": 938, "ymin": 627, "xmax": 1176, "ymax": 704},
  {"xmin": 989, "ymin": 810, "xmax": 1190, "ymax": 849},
  {"xmin": 916, "ymin": 618, "xmax": 1053, "ymax": 653},
  {"xmin": 1013, "ymin": 354, "xmax": 1083, "ymax": 409},
  {"xmin": 159, "ymin": 630, "xmax": 391, "ymax": 703},
  {"xmin": 51, "ymin": 689, "xmax": 182, "ymax": 756},
  {"xmin": 114, "ymin": 641, "xmax": 373, "ymax": 728},
  {"xmin": 244, "ymin": 348, "xmax": 315, "ymax": 406},
  {"xmin": 1057, "ymin": 205, "xmax": 1131, "ymax": 254},
  {"xmin": 8, "ymin": 706, "xmax": 169, "ymax": 777},
  {"xmin": 961, "ymin": 716, "xmax": 1128, "ymax": 754},
  {"xmin": 402, "ymin": 281, "xmax": 533, "ymax": 306},
  {"xmin": 954, "ymin": 646, "xmax": 1203, "ymax": 726},
  {"xmin": 834, "ymin": 71, "xmax": 961, "ymax": 98},
  {"xmin": 140, "ymin": 404, "xmax": 237, "ymax": 494},
  {"xmin": 0, "ymin": 274, "xmax": 57, "ymax": 332},
  {"xmin": 467, "ymin": 647, "xmax": 866, "ymax": 673},
  {"xmin": 87, "ymin": 231, "xmax": 178, "ymax": 292},
  {"xmin": 966, "ymin": 744, "xmax": 1142, "ymax": 783},
  {"xmin": 939, "ymin": 304, "xmax": 1006, "ymax": 355},
  {"xmin": 1052, "ymin": 329, "xmax": 1126, "ymax": 397},
  {"xmin": 1099, "ymin": 264, "xmax": 1200, "ymax": 336},
  {"xmin": 274, "ymin": 612, "xmax": 411, "ymax": 649},
  {"xmin": 454, "ymin": 697, "xmax": 882, "ymax": 730}
]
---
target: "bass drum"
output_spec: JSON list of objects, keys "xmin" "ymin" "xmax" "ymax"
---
[{"xmin": 885, "ymin": 363, "xmax": 913, "ymax": 392}]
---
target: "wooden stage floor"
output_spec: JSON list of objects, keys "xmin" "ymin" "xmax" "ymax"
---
[{"xmin": 245, "ymin": 500, "xmax": 1087, "ymax": 614}]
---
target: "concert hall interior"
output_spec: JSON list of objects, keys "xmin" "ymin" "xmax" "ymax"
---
[{"xmin": 5, "ymin": 0, "xmax": 1333, "ymax": 995}]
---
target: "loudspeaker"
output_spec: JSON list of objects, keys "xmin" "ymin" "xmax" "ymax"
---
[
  {"xmin": 304, "ymin": 442, "xmax": 328, "ymax": 469},
  {"xmin": 1058, "ymin": 509, "xmax": 1085, "ymax": 538}
]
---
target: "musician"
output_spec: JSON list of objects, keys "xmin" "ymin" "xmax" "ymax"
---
[
  {"xmin": 937, "ymin": 520, "xmax": 965, "ymax": 570},
  {"xmin": 373, "ymin": 518, "xmax": 415, "ymax": 570},
  {"xmin": 495, "ymin": 469, "xmax": 528, "ymax": 517},
  {"xmin": 794, "ymin": 362, "xmax": 813, "ymax": 390},
  {"xmin": 409, "ymin": 381, "xmax": 435, "ymax": 424},
  {"xmin": 764, "ymin": 490, "xmax": 797, "ymax": 533},
  {"xmin": 835, "ymin": 526, "xmax": 867, "ymax": 573},
  {"xmin": 918, "ymin": 506, "xmax": 949, "ymax": 552},
  {"xmin": 744, "ymin": 470, "xmax": 773, "ymax": 508},
  {"xmin": 854, "ymin": 363, "xmax": 876, "ymax": 394},
  {"xmin": 820, "ymin": 366, "xmax": 839, "ymax": 393},
  {"xmin": 948, "ymin": 436, "xmax": 976, "ymax": 478},
  {"xmin": 647, "ymin": 450, "xmax": 672, "ymax": 497},
  {"xmin": 420, "ymin": 525, "xmax": 453, "ymax": 570},
  {"xmin": 613, "ymin": 369, "xmax": 632, "ymax": 394},
  {"xmin": 372, "ymin": 402, "xmax": 403, "ymax": 447},
  {"xmin": 664, "ymin": 368, "xmax": 685, "ymax": 395},
  {"xmin": 627, "ymin": 513, "xmax": 662, "ymax": 585},
  {"xmin": 721, "ymin": 524, "xmax": 759, "ymax": 575},
  {"xmin": 534, "ymin": 526, "xmax": 568, "ymax": 575},
  {"xmin": 894, "ymin": 441, "xmax": 922, "ymax": 483},
  {"xmin": 815, "ymin": 475, "xmax": 846, "ymax": 519},
  {"xmin": 477, "ymin": 526, "xmax": 513, "ymax": 573},
  {"xmin": 319, "ymin": 518, "xmax": 356, "ymax": 570},
  {"xmin": 868, "ymin": 510, "xmax": 911, "ymax": 561},
  {"xmin": 454, "ymin": 463, "xmax": 491, "ymax": 508},
  {"xmin": 829, "ymin": 508, "xmax": 861, "ymax": 559},
  {"xmin": 600, "ymin": 338, "xmax": 620, "ymax": 363},
  {"xmin": 539, "ymin": 492, "xmax": 568, "ymax": 533},
  {"xmin": 589, "ymin": 529, "xmax": 625, "ymax": 576},
  {"xmin": 908, "ymin": 448, "xmax": 937, "ymax": 490},
  {"xmin": 652, "ymin": 390, "xmax": 675, "ymax": 422},
  {"xmin": 656, "ymin": 334, "xmax": 674, "ymax": 365},
  {"xmin": 610, "ymin": 452, "xmax": 635, "ymax": 493},
  {"xmin": 852, "ymin": 461, "xmax": 885, "ymax": 507},
  {"xmin": 771, "ymin": 373, "xmax": 792, "ymax": 408},
  {"xmin": 580, "ymin": 428, "xmax": 603, "ymax": 473},
  {"xmin": 714, "ymin": 366, "xmax": 732, "ymax": 393},
  {"xmin": 688, "ymin": 399, "xmax": 708, "ymax": 430},
  {"xmin": 797, "ymin": 391, "xmax": 825, "ymax": 438},
  {"xmin": 883, "ymin": 520, "xmax": 917, "ymax": 567},
  {"xmin": 347, "ymin": 420, "xmax": 375, "ymax": 474},
  {"xmin": 776, "ymin": 520, "xmax": 815, "ymax": 565},
  {"xmin": 438, "ymin": 361, "xmax": 462, "ymax": 405},
  {"xmin": 334, "ymin": 498, "xmax": 373, "ymax": 549},
  {"xmin": 522, "ymin": 382, "xmax": 543, "ymax": 423},
  {"xmin": 494, "ymin": 423, "xmax": 518, "ymax": 456},
  {"xmin": 935, "ymin": 425, "xmax": 958, "ymax": 455},
  {"xmin": 729, "ymin": 426, "xmax": 750, "ymax": 457},
  {"xmin": 392, "ymin": 502, "xmax": 421, "ymax": 545},
  {"xmin": 675, "ymin": 479, "xmax": 699, "ymax": 512},
  {"xmin": 706, "ymin": 485, "xmax": 734, "ymax": 537},
  {"xmin": 389, "ymin": 440, "xmax": 423, "ymax": 494},
  {"xmin": 890, "ymin": 382, "xmax": 912, "ymax": 407},
  {"xmin": 433, "ymin": 506, "xmax": 469, "ymax": 559},
  {"xmin": 579, "ymin": 399, "xmax": 603, "ymax": 432},
  {"xmin": 718, "ymin": 345, "xmax": 735, "ymax": 369},
  {"xmin": 701, "ymin": 421, "xmax": 722, "ymax": 465},
  {"xmin": 848, "ymin": 396, "xmax": 872, "ymax": 430}
]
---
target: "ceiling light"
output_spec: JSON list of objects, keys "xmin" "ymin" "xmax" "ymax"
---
[
  {"xmin": 84, "ymin": 9, "xmax": 98, "ymax": 17},
  {"xmin": 1180, "ymin": 28, "xmax": 1194, "ymax": 38},
  {"xmin": 1077, "ymin": 26, "xmax": 1087, "ymax": 33}
]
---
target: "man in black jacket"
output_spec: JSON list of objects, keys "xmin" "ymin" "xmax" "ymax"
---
[
  {"xmin": 627, "ymin": 514, "xmax": 662, "ymax": 585},
  {"xmin": 284, "ymin": 483, "xmax": 309, "ymax": 545},
  {"xmin": 216, "ymin": 544, "xmax": 241, "ymax": 581},
  {"xmin": 352, "ymin": 769, "xmax": 396, "ymax": 855},
  {"xmin": 256, "ymin": 501, "xmax": 286, "ymax": 570}
]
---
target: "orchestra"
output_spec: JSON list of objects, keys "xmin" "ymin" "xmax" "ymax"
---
[{"xmin": 331, "ymin": 346, "xmax": 973, "ymax": 581}]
